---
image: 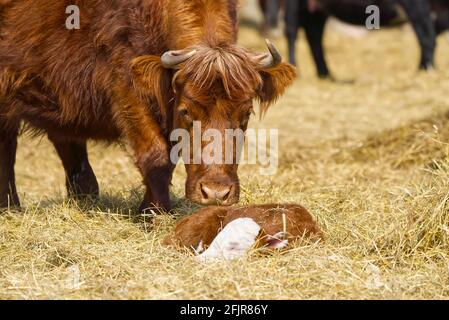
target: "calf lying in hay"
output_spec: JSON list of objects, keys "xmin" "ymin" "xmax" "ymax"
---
[{"xmin": 164, "ymin": 204, "xmax": 324, "ymax": 261}]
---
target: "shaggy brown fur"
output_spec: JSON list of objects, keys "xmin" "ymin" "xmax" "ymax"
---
[
  {"xmin": 164, "ymin": 204, "xmax": 324, "ymax": 251},
  {"xmin": 0, "ymin": 0, "xmax": 296, "ymax": 211}
]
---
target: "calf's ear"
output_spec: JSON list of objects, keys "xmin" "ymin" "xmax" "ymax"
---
[
  {"xmin": 130, "ymin": 55, "xmax": 172, "ymax": 107},
  {"xmin": 257, "ymin": 62, "xmax": 297, "ymax": 116}
]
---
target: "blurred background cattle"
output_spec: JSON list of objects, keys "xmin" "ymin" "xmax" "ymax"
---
[
  {"xmin": 246, "ymin": 0, "xmax": 449, "ymax": 78},
  {"xmin": 259, "ymin": 0, "xmax": 283, "ymax": 35}
]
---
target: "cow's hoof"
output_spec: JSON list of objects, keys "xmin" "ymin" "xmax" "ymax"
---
[
  {"xmin": 419, "ymin": 62, "xmax": 435, "ymax": 71},
  {"xmin": 419, "ymin": 65, "xmax": 436, "ymax": 73},
  {"xmin": 139, "ymin": 197, "xmax": 172, "ymax": 215},
  {"xmin": 319, "ymin": 75, "xmax": 355, "ymax": 85},
  {"xmin": 318, "ymin": 73, "xmax": 334, "ymax": 80},
  {"xmin": 66, "ymin": 169, "xmax": 99, "ymax": 200},
  {"xmin": 0, "ymin": 194, "xmax": 21, "ymax": 211}
]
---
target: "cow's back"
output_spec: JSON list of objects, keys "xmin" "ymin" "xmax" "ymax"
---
[
  {"xmin": 0, "ymin": 0, "xmax": 167, "ymax": 140},
  {"xmin": 317, "ymin": 0, "xmax": 404, "ymax": 26}
]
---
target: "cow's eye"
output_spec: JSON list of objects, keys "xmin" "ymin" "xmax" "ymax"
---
[
  {"xmin": 179, "ymin": 108, "xmax": 189, "ymax": 118},
  {"xmin": 179, "ymin": 108, "xmax": 193, "ymax": 127}
]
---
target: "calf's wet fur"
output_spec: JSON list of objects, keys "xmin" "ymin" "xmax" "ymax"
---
[{"xmin": 164, "ymin": 204, "xmax": 324, "ymax": 252}]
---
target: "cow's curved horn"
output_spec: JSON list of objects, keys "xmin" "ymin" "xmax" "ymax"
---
[
  {"xmin": 257, "ymin": 39, "xmax": 282, "ymax": 70},
  {"xmin": 161, "ymin": 49, "xmax": 197, "ymax": 69}
]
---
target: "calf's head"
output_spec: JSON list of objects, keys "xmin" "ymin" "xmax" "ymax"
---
[{"xmin": 131, "ymin": 41, "xmax": 296, "ymax": 206}]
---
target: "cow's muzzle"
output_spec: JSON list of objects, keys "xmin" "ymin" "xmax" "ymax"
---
[{"xmin": 190, "ymin": 177, "xmax": 239, "ymax": 206}]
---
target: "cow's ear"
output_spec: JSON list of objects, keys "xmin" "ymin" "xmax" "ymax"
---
[
  {"xmin": 130, "ymin": 55, "xmax": 172, "ymax": 106},
  {"xmin": 256, "ymin": 62, "xmax": 297, "ymax": 116}
]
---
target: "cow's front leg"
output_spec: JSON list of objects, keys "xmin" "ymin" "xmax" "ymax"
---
[
  {"xmin": 264, "ymin": 0, "xmax": 281, "ymax": 29},
  {"xmin": 49, "ymin": 137, "xmax": 99, "ymax": 199},
  {"xmin": 304, "ymin": 12, "xmax": 331, "ymax": 78},
  {"xmin": 136, "ymin": 144, "xmax": 173, "ymax": 213},
  {"xmin": 399, "ymin": 0, "xmax": 436, "ymax": 70},
  {"xmin": 115, "ymin": 93, "xmax": 172, "ymax": 213},
  {"xmin": 0, "ymin": 123, "xmax": 20, "ymax": 209},
  {"xmin": 285, "ymin": 0, "xmax": 301, "ymax": 66}
]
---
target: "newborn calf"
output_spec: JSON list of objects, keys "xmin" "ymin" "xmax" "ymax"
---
[{"xmin": 164, "ymin": 204, "xmax": 324, "ymax": 261}]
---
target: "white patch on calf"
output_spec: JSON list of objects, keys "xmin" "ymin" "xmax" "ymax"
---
[
  {"xmin": 264, "ymin": 213, "xmax": 289, "ymax": 249},
  {"xmin": 194, "ymin": 240, "xmax": 205, "ymax": 254},
  {"xmin": 196, "ymin": 218, "xmax": 260, "ymax": 262},
  {"xmin": 265, "ymin": 232, "xmax": 289, "ymax": 249}
]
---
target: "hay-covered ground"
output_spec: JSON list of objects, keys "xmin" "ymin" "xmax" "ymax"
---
[{"xmin": 1, "ymin": 22, "xmax": 449, "ymax": 299}]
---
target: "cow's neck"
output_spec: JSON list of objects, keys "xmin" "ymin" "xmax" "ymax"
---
[{"xmin": 166, "ymin": 0, "xmax": 237, "ymax": 49}]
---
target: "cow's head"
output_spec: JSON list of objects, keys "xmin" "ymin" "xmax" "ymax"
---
[{"xmin": 131, "ymin": 41, "xmax": 296, "ymax": 206}]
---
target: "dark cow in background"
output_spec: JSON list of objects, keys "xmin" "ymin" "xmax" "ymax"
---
[
  {"xmin": 279, "ymin": 0, "xmax": 449, "ymax": 78},
  {"xmin": 259, "ymin": 0, "xmax": 283, "ymax": 32},
  {"xmin": 0, "ymin": 0, "xmax": 296, "ymax": 212},
  {"xmin": 433, "ymin": 0, "xmax": 449, "ymax": 35}
]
